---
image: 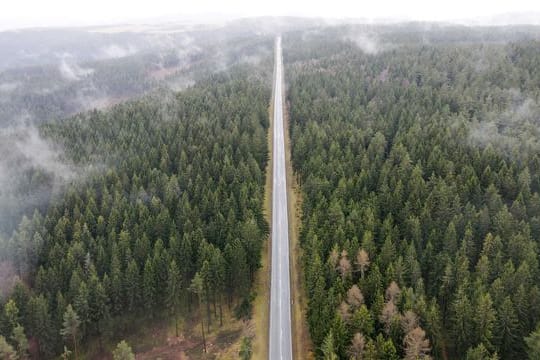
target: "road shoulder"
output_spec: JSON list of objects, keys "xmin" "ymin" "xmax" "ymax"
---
[{"xmin": 282, "ymin": 65, "xmax": 314, "ymax": 360}]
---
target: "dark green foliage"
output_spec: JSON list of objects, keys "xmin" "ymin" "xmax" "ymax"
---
[
  {"xmin": 239, "ymin": 336, "xmax": 253, "ymax": 360},
  {"xmin": 234, "ymin": 292, "xmax": 256, "ymax": 321},
  {"xmin": 0, "ymin": 64, "xmax": 270, "ymax": 357},
  {"xmin": 525, "ymin": 324, "xmax": 540, "ymax": 359},
  {"xmin": 285, "ymin": 25, "xmax": 540, "ymax": 359}
]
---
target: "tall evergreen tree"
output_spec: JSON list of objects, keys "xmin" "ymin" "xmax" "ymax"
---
[
  {"xmin": 166, "ymin": 260, "xmax": 182, "ymax": 337},
  {"xmin": 60, "ymin": 305, "xmax": 80, "ymax": 360}
]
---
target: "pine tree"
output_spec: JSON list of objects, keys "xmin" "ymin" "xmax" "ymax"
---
[
  {"xmin": 351, "ymin": 305, "xmax": 374, "ymax": 336},
  {"xmin": 308, "ymin": 274, "xmax": 332, "ymax": 345},
  {"xmin": 88, "ymin": 274, "xmax": 108, "ymax": 350},
  {"xmin": 142, "ymin": 259, "xmax": 156, "ymax": 317},
  {"xmin": 0, "ymin": 336, "xmax": 16, "ymax": 359},
  {"xmin": 11, "ymin": 324, "xmax": 29, "ymax": 360},
  {"xmin": 166, "ymin": 260, "xmax": 182, "ymax": 337},
  {"xmin": 451, "ymin": 288, "xmax": 473, "ymax": 351},
  {"xmin": 525, "ymin": 324, "xmax": 540, "ymax": 359},
  {"xmin": 473, "ymin": 293, "xmax": 496, "ymax": 349},
  {"xmin": 27, "ymin": 295, "xmax": 54, "ymax": 358},
  {"xmin": 4, "ymin": 299, "xmax": 19, "ymax": 332},
  {"xmin": 74, "ymin": 282, "xmax": 90, "ymax": 336},
  {"xmin": 331, "ymin": 313, "xmax": 349, "ymax": 358},
  {"xmin": 465, "ymin": 343, "xmax": 499, "ymax": 360},
  {"xmin": 124, "ymin": 260, "xmax": 140, "ymax": 311},
  {"xmin": 495, "ymin": 297, "xmax": 519, "ymax": 358},
  {"xmin": 200, "ymin": 260, "xmax": 212, "ymax": 332},
  {"xmin": 112, "ymin": 340, "xmax": 135, "ymax": 360},
  {"xmin": 321, "ymin": 330, "xmax": 338, "ymax": 360},
  {"xmin": 375, "ymin": 334, "xmax": 398, "ymax": 360},
  {"xmin": 60, "ymin": 304, "xmax": 80, "ymax": 359},
  {"xmin": 189, "ymin": 272, "xmax": 206, "ymax": 353}
]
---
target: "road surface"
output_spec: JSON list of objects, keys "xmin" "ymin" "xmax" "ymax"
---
[{"xmin": 269, "ymin": 36, "xmax": 293, "ymax": 360}]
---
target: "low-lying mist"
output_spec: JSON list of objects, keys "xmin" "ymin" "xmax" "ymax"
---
[
  {"xmin": 0, "ymin": 21, "xmax": 279, "ymax": 299},
  {"xmin": 0, "ymin": 122, "xmax": 99, "ymax": 298},
  {"xmin": 0, "ymin": 125, "xmax": 78, "ymax": 234},
  {"xmin": 59, "ymin": 55, "xmax": 95, "ymax": 81},
  {"xmin": 469, "ymin": 88, "xmax": 540, "ymax": 159},
  {"xmin": 343, "ymin": 30, "xmax": 385, "ymax": 54}
]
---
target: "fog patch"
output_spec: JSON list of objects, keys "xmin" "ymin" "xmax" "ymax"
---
[
  {"xmin": 178, "ymin": 34, "xmax": 195, "ymax": 46},
  {"xmin": 174, "ymin": 36, "xmax": 202, "ymax": 65},
  {"xmin": 0, "ymin": 82, "xmax": 20, "ymax": 93},
  {"xmin": 166, "ymin": 77, "xmax": 195, "ymax": 92},
  {"xmin": 31, "ymin": 84, "xmax": 61, "ymax": 95},
  {"xmin": 0, "ymin": 124, "xmax": 81, "ymax": 235},
  {"xmin": 239, "ymin": 54, "xmax": 262, "ymax": 65},
  {"xmin": 343, "ymin": 29, "xmax": 388, "ymax": 54},
  {"xmin": 72, "ymin": 81, "xmax": 113, "ymax": 111},
  {"xmin": 211, "ymin": 44, "xmax": 272, "ymax": 74},
  {"xmin": 100, "ymin": 44, "xmax": 138, "ymax": 59},
  {"xmin": 469, "ymin": 88, "xmax": 540, "ymax": 158},
  {"xmin": 0, "ymin": 125, "xmax": 76, "ymax": 184},
  {"xmin": 0, "ymin": 261, "xmax": 18, "ymax": 300},
  {"xmin": 77, "ymin": 94, "xmax": 114, "ymax": 111},
  {"xmin": 59, "ymin": 56, "xmax": 94, "ymax": 81},
  {"xmin": 176, "ymin": 45, "xmax": 201, "ymax": 63},
  {"xmin": 0, "ymin": 119, "xmax": 103, "ymax": 289},
  {"xmin": 236, "ymin": 46, "xmax": 271, "ymax": 66},
  {"xmin": 0, "ymin": 124, "xmax": 62, "ymax": 288},
  {"xmin": 300, "ymin": 28, "xmax": 323, "ymax": 42}
]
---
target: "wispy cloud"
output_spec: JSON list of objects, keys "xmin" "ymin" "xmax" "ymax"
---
[
  {"xmin": 59, "ymin": 55, "xmax": 94, "ymax": 81},
  {"xmin": 99, "ymin": 44, "xmax": 138, "ymax": 59}
]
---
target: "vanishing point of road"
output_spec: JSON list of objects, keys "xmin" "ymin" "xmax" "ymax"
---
[{"xmin": 269, "ymin": 36, "xmax": 293, "ymax": 360}]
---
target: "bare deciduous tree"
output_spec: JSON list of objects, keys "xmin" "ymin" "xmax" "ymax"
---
[
  {"xmin": 339, "ymin": 301, "xmax": 351, "ymax": 322},
  {"xmin": 385, "ymin": 281, "xmax": 401, "ymax": 303},
  {"xmin": 348, "ymin": 332, "xmax": 366, "ymax": 360},
  {"xmin": 356, "ymin": 249, "xmax": 370, "ymax": 278},
  {"xmin": 346, "ymin": 285, "xmax": 364, "ymax": 310},
  {"xmin": 401, "ymin": 310, "xmax": 419, "ymax": 334},
  {"xmin": 403, "ymin": 327, "xmax": 431, "ymax": 360},
  {"xmin": 380, "ymin": 300, "xmax": 399, "ymax": 334},
  {"xmin": 338, "ymin": 250, "xmax": 352, "ymax": 279}
]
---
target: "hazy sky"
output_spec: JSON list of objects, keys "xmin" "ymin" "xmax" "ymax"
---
[{"xmin": 2, "ymin": 0, "xmax": 540, "ymax": 30}]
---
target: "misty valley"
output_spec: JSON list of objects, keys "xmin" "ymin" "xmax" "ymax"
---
[{"xmin": 0, "ymin": 17, "xmax": 540, "ymax": 360}]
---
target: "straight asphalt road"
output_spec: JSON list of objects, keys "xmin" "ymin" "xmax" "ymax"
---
[{"xmin": 269, "ymin": 36, "xmax": 293, "ymax": 360}]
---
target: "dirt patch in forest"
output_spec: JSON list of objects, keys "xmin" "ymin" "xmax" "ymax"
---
[
  {"xmin": 126, "ymin": 308, "xmax": 246, "ymax": 360},
  {"xmin": 136, "ymin": 335, "xmax": 198, "ymax": 360}
]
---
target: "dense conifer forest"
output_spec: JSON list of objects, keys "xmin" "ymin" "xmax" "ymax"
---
[
  {"xmin": 0, "ymin": 62, "xmax": 271, "ymax": 357},
  {"xmin": 2, "ymin": 19, "xmax": 540, "ymax": 359},
  {"xmin": 284, "ymin": 26, "xmax": 540, "ymax": 359}
]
